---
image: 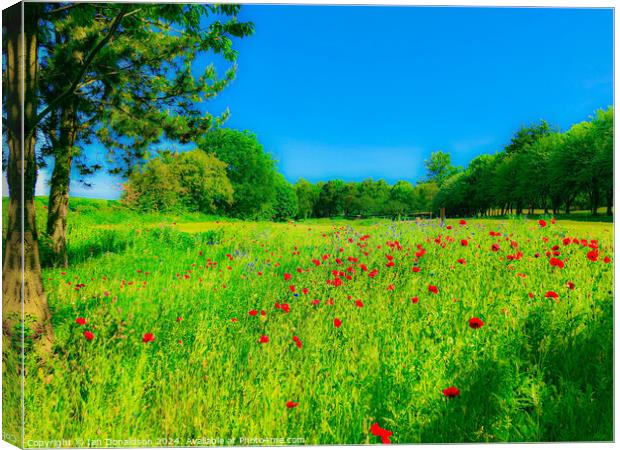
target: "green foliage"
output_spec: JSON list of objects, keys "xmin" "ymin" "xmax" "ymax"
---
[
  {"xmin": 316, "ymin": 179, "xmax": 347, "ymax": 217},
  {"xmin": 433, "ymin": 107, "xmax": 613, "ymax": 217},
  {"xmin": 504, "ymin": 120, "xmax": 553, "ymax": 155},
  {"xmin": 270, "ymin": 175, "xmax": 299, "ymax": 222},
  {"xmin": 295, "ymin": 178, "xmax": 321, "ymax": 219},
  {"xmin": 291, "ymin": 178, "xmax": 439, "ymax": 219},
  {"xmin": 36, "ymin": 4, "xmax": 255, "ymax": 176},
  {"xmin": 198, "ymin": 128, "xmax": 278, "ymax": 219},
  {"xmin": 122, "ymin": 150, "xmax": 233, "ymax": 214},
  {"xmin": 424, "ymin": 151, "xmax": 459, "ymax": 187}
]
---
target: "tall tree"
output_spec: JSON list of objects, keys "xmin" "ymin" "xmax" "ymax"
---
[
  {"xmin": 423, "ymin": 151, "xmax": 458, "ymax": 188},
  {"xmin": 38, "ymin": 3, "xmax": 253, "ymax": 266},
  {"xmin": 505, "ymin": 120, "xmax": 552, "ymax": 154},
  {"xmin": 198, "ymin": 129, "xmax": 278, "ymax": 218},
  {"xmin": 591, "ymin": 107, "xmax": 613, "ymax": 215},
  {"xmin": 316, "ymin": 180, "xmax": 346, "ymax": 217},
  {"xmin": 270, "ymin": 174, "xmax": 298, "ymax": 221},
  {"xmin": 294, "ymin": 178, "xmax": 320, "ymax": 219},
  {"xmin": 3, "ymin": 3, "xmax": 53, "ymax": 348}
]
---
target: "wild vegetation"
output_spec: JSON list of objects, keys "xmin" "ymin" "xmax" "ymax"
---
[{"xmin": 3, "ymin": 198, "xmax": 613, "ymax": 444}]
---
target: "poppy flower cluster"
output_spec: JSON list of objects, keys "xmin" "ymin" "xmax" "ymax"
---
[{"xmin": 370, "ymin": 423, "xmax": 393, "ymax": 444}]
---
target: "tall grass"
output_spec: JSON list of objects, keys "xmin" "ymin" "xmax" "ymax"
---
[{"xmin": 4, "ymin": 199, "xmax": 614, "ymax": 444}]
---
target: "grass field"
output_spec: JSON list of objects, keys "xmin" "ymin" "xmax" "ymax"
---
[{"xmin": 4, "ymin": 198, "xmax": 614, "ymax": 444}]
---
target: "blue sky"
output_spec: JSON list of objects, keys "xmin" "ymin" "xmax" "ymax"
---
[{"xmin": 9, "ymin": 5, "xmax": 613, "ymax": 199}]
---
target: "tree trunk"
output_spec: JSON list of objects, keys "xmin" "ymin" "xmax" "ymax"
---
[
  {"xmin": 2, "ymin": 3, "xmax": 54, "ymax": 349},
  {"xmin": 606, "ymin": 188, "xmax": 613, "ymax": 216},
  {"xmin": 591, "ymin": 186, "xmax": 600, "ymax": 216},
  {"xmin": 46, "ymin": 104, "xmax": 77, "ymax": 267}
]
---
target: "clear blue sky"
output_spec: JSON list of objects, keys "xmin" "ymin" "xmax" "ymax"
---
[{"xmin": 13, "ymin": 6, "xmax": 613, "ymax": 200}]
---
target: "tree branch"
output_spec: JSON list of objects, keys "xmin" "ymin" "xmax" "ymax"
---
[{"xmin": 27, "ymin": 5, "xmax": 130, "ymax": 138}]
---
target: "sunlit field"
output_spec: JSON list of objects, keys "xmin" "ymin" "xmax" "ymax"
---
[{"xmin": 7, "ymin": 199, "xmax": 614, "ymax": 444}]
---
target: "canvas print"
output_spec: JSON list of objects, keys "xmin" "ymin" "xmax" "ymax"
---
[{"xmin": 1, "ymin": 1, "xmax": 614, "ymax": 447}]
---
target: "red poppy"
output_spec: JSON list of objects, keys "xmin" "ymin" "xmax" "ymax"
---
[
  {"xmin": 355, "ymin": 299, "xmax": 364, "ymax": 308},
  {"xmin": 491, "ymin": 243, "xmax": 500, "ymax": 252},
  {"xmin": 289, "ymin": 285, "xmax": 296, "ymax": 292},
  {"xmin": 587, "ymin": 250, "xmax": 599, "ymax": 262},
  {"xmin": 292, "ymin": 335, "xmax": 302, "ymax": 349},
  {"xmin": 176, "ymin": 316, "xmax": 183, "ymax": 322},
  {"xmin": 286, "ymin": 401, "xmax": 299, "ymax": 408},
  {"xmin": 259, "ymin": 335, "xmax": 269, "ymax": 344},
  {"xmin": 370, "ymin": 423, "xmax": 393, "ymax": 444},
  {"xmin": 387, "ymin": 284, "xmax": 395, "ymax": 291},
  {"xmin": 142, "ymin": 333, "xmax": 155, "ymax": 343},
  {"xmin": 283, "ymin": 273, "xmax": 292, "ymax": 281},
  {"xmin": 411, "ymin": 297, "xmax": 419, "ymax": 304},
  {"xmin": 566, "ymin": 281, "xmax": 575, "ymax": 290},
  {"xmin": 545, "ymin": 291, "xmax": 559, "ymax": 299},
  {"xmin": 412, "ymin": 267, "xmax": 420, "ymax": 273},
  {"xmin": 457, "ymin": 258, "xmax": 466, "ymax": 265},
  {"xmin": 549, "ymin": 258, "xmax": 564, "ymax": 269},
  {"xmin": 75, "ymin": 317, "xmax": 86, "ymax": 326},
  {"xmin": 368, "ymin": 269, "xmax": 378, "ymax": 278},
  {"xmin": 459, "ymin": 219, "xmax": 467, "ymax": 225},
  {"xmin": 281, "ymin": 304, "xmax": 290, "ymax": 314},
  {"xmin": 333, "ymin": 318, "xmax": 342, "ymax": 328},
  {"xmin": 428, "ymin": 285, "xmax": 438, "ymax": 294},
  {"xmin": 302, "ymin": 288, "xmax": 309, "ymax": 295},
  {"xmin": 83, "ymin": 330, "xmax": 94, "ymax": 341},
  {"xmin": 460, "ymin": 239, "xmax": 468, "ymax": 246},
  {"xmin": 538, "ymin": 219, "xmax": 547, "ymax": 228},
  {"xmin": 604, "ymin": 256, "xmax": 612, "ymax": 264},
  {"xmin": 249, "ymin": 309, "xmax": 258, "ymax": 316},
  {"xmin": 443, "ymin": 386, "xmax": 460, "ymax": 398},
  {"xmin": 468, "ymin": 317, "xmax": 484, "ymax": 329}
]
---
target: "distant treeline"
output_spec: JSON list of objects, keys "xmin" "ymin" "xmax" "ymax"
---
[
  {"xmin": 433, "ymin": 107, "xmax": 613, "ymax": 217},
  {"xmin": 123, "ymin": 107, "xmax": 613, "ymax": 220},
  {"xmin": 122, "ymin": 128, "xmax": 438, "ymax": 220},
  {"xmin": 294, "ymin": 178, "xmax": 437, "ymax": 219}
]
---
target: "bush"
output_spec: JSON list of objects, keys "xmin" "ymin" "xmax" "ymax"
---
[{"xmin": 122, "ymin": 150, "xmax": 233, "ymax": 214}]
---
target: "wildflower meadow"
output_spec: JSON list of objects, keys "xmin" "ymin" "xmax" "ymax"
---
[{"xmin": 6, "ymin": 199, "xmax": 613, "ymax": 444}]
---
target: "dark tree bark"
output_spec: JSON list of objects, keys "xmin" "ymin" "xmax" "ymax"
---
[
  {"xmin": 2, "ymin": 3, "xmax": 54, "ymax": 349},
  {"xmin": 46, "ymin": 103, "xmax": 77, "ymax": 267},
  {"xmin": 591, "ymin": 186, "xmax": 600, "ymax": 216}
]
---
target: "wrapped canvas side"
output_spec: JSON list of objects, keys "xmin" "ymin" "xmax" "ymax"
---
[{"xmin": 3, "ymin": 3, "xmax": 54, "ymax": 448}]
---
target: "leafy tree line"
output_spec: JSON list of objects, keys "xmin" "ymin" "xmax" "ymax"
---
[
  {"xmin": 295, "ymin": 178, "xmax": 438, "ymax": 219},
  {"xmin": 124, "ymin": 128, "xmax": 440, "ymax": 221},
  {"xmin": 432, "ymin": 107, "xmax": 613, "ymax": 217}
]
